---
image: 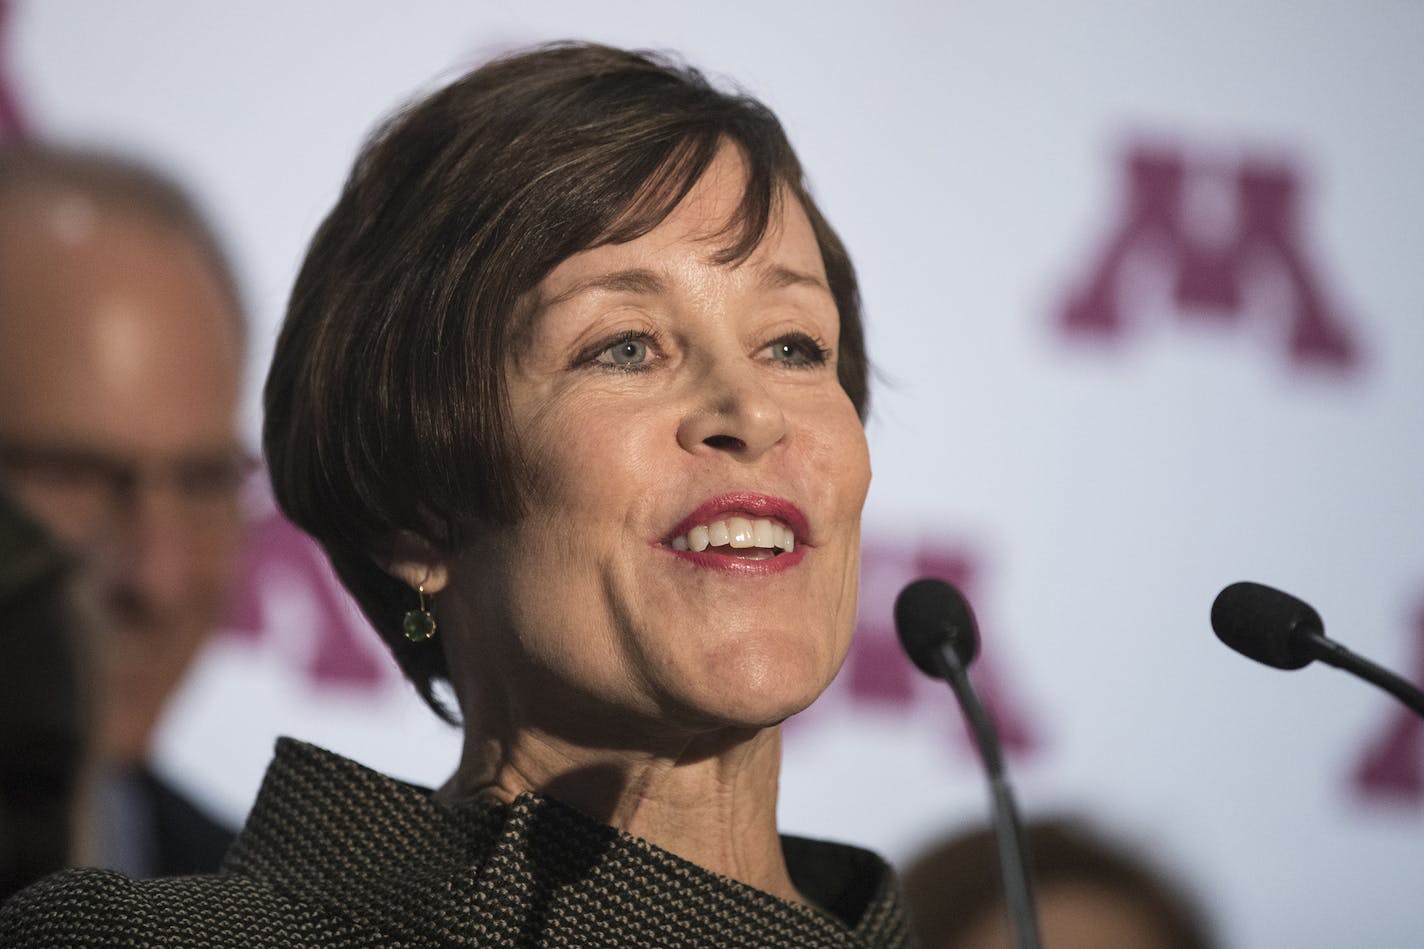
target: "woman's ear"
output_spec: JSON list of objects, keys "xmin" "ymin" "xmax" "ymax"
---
[{"xmin": 382, "ymin": 530, "xmax": 450, "ymax": 594}]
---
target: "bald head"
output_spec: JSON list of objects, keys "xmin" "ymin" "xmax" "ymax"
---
[
  {"xmin": 0, "ymin": 148, "xmax": 245, "ymax": 765},
  {"xmin": 0, "ymin": 189, "xmax": 242, "ymax": 451},
  {"xmin": 0, "ymin": 143, "xmax": 242, "ymax": 330}
]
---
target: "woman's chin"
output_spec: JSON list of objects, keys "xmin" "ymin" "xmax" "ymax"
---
[
  {"xmin": 701, "ymin": 690, "xmax": 816, "ymax": 731},
  {"xmin": 666, "ymin": 642, "xmax": 837, "ymax": 731}
]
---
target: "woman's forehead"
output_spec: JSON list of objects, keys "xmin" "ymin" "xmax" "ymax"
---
[
  {"xmin": 536, "ymin": 187, "xmax": 824, "ymax": 304},
  {"xmin": 508, "ymin": 146, "xmax": 828, "ymax": 350}
]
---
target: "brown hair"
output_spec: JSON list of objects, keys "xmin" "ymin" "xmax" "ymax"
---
[{"xmin": 263, "ymin": 42, "xmax": 868, "ymax": 721}]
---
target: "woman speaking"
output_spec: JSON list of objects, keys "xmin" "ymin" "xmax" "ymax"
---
[{"xmin": 1, "ymin": 42, "xmax": 912, "ymax": 947}]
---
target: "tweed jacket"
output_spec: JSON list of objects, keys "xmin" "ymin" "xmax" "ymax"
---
[{"xmin": 1, "ymin": 738, "xmax": 918, "ymax": 947}]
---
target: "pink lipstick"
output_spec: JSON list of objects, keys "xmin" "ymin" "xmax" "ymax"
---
[{"xmin": 659, "ymin": 493, "xmax": 810, "ymax": 574}]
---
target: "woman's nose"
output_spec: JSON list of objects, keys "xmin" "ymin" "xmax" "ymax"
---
[{"xmin": 675, "ymin": 359, "xmax": 788, "ymax": 461}]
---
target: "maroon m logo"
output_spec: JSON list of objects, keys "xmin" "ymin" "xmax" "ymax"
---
[
  {"xmin": 0, "ymin": 0, "xmax": 25, "ymax": 139},
  {"xmin": 1060, "ymin": 143, "xmax": 1360, "ymax": 369},
  {"xmin": 224, "ymin": 509, "xmax": 393, "ymax": 689}
]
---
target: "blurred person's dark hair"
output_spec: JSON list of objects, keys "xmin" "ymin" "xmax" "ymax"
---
[
  {"xmin": 902, "ymin": 816, "xmax": 1216, "ymax": 949},
  {"xmin": 0, "ymin": 486, "xmax": 97, "ymax": 903},
  {"xmin": 263, "ymin": 42, "xmax": 868, "ymax": 720}
]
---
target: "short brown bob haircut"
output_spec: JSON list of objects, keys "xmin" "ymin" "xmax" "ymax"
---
[{"xmin": 263, "ymin": 42, "xmax": 869, "ymax": 720}]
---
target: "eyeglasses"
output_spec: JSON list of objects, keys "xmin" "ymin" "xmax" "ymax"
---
[{"xmin": 0, "ymin": 438, "xmax": 256, "ymax": 544}]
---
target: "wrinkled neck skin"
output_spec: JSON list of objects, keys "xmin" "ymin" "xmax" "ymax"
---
[{"xmin": 434, "ymin": 702, "xmax": 802, "ymax": 905}]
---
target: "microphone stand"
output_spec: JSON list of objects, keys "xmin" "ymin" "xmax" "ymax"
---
[{"xmin": 930, "ymin": 642, "xmax": 1041, "ymax": 949}]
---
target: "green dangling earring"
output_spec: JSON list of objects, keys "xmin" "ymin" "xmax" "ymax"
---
[{"xmin": 402, "ymin": 583, "xmax": 437, "ymax": 643}]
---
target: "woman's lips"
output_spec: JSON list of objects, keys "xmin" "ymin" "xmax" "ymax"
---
[
  {"xmin": 665, "ymin": 493, "xmax": 810, "ymax": 544},
  {"xmin": 658, "ymin": 493, "xmax": 810, "ymax": 573}
]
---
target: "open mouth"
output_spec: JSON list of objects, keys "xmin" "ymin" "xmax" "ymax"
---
[{"xmin": 667, "ymin": 516, "xmax": 795, "ymax": 560}]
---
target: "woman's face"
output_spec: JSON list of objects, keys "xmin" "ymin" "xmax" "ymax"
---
[{"xmin": 446, "ymin": 147, "xmax": 871, "ymax": 738}]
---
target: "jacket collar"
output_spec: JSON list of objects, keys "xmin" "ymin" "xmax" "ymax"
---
[{"xmin": 225, "ymin": 738, "xmax": 914, "ymax": 946}]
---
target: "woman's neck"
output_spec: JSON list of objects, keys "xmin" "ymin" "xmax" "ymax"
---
[{"xmin": 435, "ymin": 722, "xmax": 803, "ymax": 904}]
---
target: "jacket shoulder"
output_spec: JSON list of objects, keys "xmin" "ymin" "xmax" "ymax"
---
[{"xmin": 0, "ymin": 866, "xmax": 317, "ymax": 948}]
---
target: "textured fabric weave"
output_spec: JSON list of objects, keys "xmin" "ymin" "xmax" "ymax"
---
[{"xmin": 1, "ymin": 738, "xmax": 917, "ymax": 947}]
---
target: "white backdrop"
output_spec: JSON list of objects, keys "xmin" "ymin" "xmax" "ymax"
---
[{"xmin": 6, "ymin": 3, "xmax": 1423, "ymax": 946}]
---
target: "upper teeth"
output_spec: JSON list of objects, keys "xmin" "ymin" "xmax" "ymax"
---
[{"xmin": 669, "ymin": 517, "xmax": 795, "ymax": 553}]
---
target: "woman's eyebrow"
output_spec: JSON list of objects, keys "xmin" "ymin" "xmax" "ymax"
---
[
  {"xmin": 756, "ymin": 264, "xmax": 829, "ymax": 293},
  {"xmin": 544, "ymin": 268, "xmax": 667, "ymax": 308},
  {"xmin": 513, "ymin": 269, "xmax": 667, "ymax": 346}
]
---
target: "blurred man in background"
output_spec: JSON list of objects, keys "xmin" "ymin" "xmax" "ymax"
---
[{"xmin": 0, "ymin": 143, "xmax": 246, "ymax": 877}]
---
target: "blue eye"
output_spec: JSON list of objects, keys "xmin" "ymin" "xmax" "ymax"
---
[{"xmin": 601, "ymin": 336, "xmax": 650, "ymax": 367}]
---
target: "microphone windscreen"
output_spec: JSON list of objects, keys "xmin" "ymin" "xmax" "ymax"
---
[
  {"xmin": 1211, "ymin": 581, "xmax": 1322, "ymax": 670},
  {"xmin": 894, "ymin": 577, "xmax": 979, "ymax": 679}
]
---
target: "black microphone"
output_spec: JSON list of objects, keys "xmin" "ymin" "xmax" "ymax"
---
[
  {"xmin": 1211, "ymin": 581, "xmax": 1424, "ymax": 718},
  {"xmin": 895, "ymin": 576, "xmax": 979, "ymax": 676},
  {"xmin": 895, "ymin": 578, "xmax": 1041, "ymax": 949}
]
